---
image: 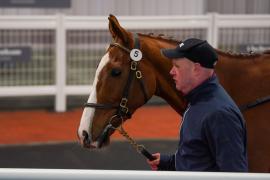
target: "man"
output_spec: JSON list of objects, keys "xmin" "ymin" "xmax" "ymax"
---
[{"xmin": 147, "ymin": 38, "xmax": 248, "ymax": 172}]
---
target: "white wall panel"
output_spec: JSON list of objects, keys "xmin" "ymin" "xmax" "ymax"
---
[
  {"xmin": 142, "ymin": 0, "xmax": 156, "ymax": 15},
  {"xmin": 114, "ymin": 0, "xmax": 129, "ymax": 15}
]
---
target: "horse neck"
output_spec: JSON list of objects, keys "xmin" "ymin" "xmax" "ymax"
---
[
  {"xmin": 215, "ymin": 53, "xmax": 270, "ymax": 106},
  {"xmin": 140, "ymin": 36, "xmax": 187, "ymax": 115}
]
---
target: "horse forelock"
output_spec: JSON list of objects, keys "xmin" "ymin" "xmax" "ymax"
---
[{"xmin": 78, "ymin": 53, "xmax": 110, "ymax": 142}]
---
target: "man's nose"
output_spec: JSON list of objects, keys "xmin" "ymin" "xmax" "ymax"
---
[{"xmin": 169, "ymin": 67, "xmax": 175, "ymax": 76}]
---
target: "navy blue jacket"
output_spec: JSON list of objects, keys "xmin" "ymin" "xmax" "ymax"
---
[{"xmin": 158, "ymin": 75, "xmax": 248, "ymax": 172}]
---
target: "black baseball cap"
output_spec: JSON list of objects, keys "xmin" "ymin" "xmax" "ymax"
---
[{"xmin": 161, "ymin": 38, "xmax": 218, "ymax": 69}]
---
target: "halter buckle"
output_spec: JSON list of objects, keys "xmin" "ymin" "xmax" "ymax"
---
[
  {"xmin": 136, "ymin": 71, "xmax": 142, "ymax": 79},
  {"xmin": 120, "ymin": 106, "xmax": 129, "ymax": 114},
  {"xmin": 120, "ymin": 98, "xmax": 129, "ymax": 114},
  {"xmin": 120, "ymin": 98, "xmax": 128, "ymax": 108},
  {"xmin": 131, "ymin": 61, "xmax": 137, "ymax": 70}
]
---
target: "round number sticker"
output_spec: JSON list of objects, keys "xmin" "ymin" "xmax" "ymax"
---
[{"xmin": 130, "ymin": 49, "xmax": 142, "ymax": 61}]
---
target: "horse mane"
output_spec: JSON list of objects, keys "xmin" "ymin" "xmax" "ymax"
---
[
  {"xmin": 215, "ymin": 49, "xmax": 262, "ymax": 59},
  {"xmin": 138, "ymin": 32, "xmax": 264, "ymax": 59},
  {"xmin": 263, "ymin": 49, "xmax": 270, "ymax": 54},
  {"xmin": 138, "ymin": 32, "xmax": 180, "ymax": 45}
]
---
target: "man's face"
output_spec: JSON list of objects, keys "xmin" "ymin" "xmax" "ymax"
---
[{"xmin": 169, "ymin": 58, "xmax": 195, "ymax": 95}]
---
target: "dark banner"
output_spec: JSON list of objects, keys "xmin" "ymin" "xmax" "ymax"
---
[
  {"xmin": 0, "ymin": 0, "xmax": 71, "ymax": 8},
  {"xmin": 0, "ymin": 47, "xmax": 32, "ymax": 64}
]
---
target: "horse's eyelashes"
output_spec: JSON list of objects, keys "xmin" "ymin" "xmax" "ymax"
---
[{"xmin": 111, "ymin": 68, "xmax": 122, "ymax": 77}]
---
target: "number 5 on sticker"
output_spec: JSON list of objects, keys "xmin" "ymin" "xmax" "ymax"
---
[{"xmin": 130, "ymin": 49, "xmax": 142, "ymax": 61}]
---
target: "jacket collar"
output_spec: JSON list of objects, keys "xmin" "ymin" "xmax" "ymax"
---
[{"xmin": 185, "ymin": 74, "xmax": 218, "ymax": 104}]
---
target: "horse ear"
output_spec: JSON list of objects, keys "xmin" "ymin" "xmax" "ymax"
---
[{"xmin": 108, "ymin": 14, "xmax": 129, "ymax": 44}]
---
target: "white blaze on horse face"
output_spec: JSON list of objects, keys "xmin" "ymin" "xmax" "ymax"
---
[{"xmin": 78, "ymin": 53, "xmax": 110, "ymax": 143}]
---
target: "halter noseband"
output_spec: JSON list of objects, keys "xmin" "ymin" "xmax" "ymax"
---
[{"xmin": 84, "ymin": 33, "xmax": 148, "ymax": 121}]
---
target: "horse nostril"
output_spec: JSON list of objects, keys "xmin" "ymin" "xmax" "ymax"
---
[
  {"xmin": 82, "ymin": 130, "xmax": 91, "ymax": 146},
  {"xmin": 82, "ymin": 130, "xmax": 89, "ymax": 139}
]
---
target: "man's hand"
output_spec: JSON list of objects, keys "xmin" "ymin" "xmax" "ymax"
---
[{"xmin": 147, "ymin": 153, "xmax": 160, "ymax": 170}]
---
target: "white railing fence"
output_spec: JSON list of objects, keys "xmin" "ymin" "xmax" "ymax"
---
[
  {"xmin": 0, "ymin": 14, "xmax": 270, "ymax": 111},
  {"xmin": 0, "ymin": 169, "xmax": 269, "ymax": 180}
]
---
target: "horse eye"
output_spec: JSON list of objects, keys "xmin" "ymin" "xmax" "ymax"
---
[{"xmin": 111, "ymin": 68, "xmax": 122, "ymax": 77}]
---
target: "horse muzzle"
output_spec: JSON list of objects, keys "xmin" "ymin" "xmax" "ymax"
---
[
  {"xmin": 81, "ymin": 130, "xmax": 98, "ymax": 148},
  {"xmin": 81, "ymin": 125, "xmax": 113, "ymax": 149}
]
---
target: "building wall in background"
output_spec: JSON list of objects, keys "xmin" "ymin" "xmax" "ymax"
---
[
  {"xmin": 0, "ymin": 0, "xmax": 269, "ymax": 16},
  {"xmin": 207, "ymin": 0, "xmax": 270, "ymax": 14},
  {"xmin": 0, "ymin": 0, "xmax": 204, "ymax": 16}
]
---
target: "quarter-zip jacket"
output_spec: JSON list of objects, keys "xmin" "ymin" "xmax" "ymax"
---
[{"xmin": 158, "ymin": 75, "xmax": 248, "ymax": 172}]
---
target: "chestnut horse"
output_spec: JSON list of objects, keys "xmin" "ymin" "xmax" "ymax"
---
[{"xmin": 78, "ymin": 15, "xmax": 270, "ymax": 172}]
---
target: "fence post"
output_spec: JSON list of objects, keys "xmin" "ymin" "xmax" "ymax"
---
[
  {"xmin": 206, "ymin": 13, "xmax": 213, "ymax": 45},
  {"xmin": 210, "ymin": 13, "xmax": 219, "ymax": 48},
  {"xmin": 55, "ymin": 14, "xmax": 66, "ymax": 112}
]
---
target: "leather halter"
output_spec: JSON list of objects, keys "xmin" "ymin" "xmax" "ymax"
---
[{"xmin": 84, "ymin": 33, "xmax": 148, "ymax": 120}]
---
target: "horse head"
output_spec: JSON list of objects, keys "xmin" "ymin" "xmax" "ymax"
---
[{"xmin": 77, "ymin": 15, "xmax": 157, "ymax": 148}]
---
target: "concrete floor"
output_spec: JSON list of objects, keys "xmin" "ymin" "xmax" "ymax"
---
[{"xmin": 0, "ymin": 140, "xmax": 177, "ymax": 170}]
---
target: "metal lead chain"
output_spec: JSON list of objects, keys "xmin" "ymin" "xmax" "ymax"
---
[
  {"xmin": 115, "ymin": 125, "xmax": 144, "ymax": 153},
  {"xmin": 136, "ymin": 70, "xmax": 142, "ymax": 79},
  {"xmin": 109, "ymin": 114, "xmax": 155, "ymax": 160}
]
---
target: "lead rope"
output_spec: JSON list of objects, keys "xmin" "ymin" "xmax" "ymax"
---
[
  {"xmin": 109, "ymin": 115, "xmax": 154, "ymax": 160},
  {"xmin": 116, "ymin": 124, "xmax": 144, "ymax": 152},
  {"xmin": 115, "ymin": 124, "xmax": 155, "ymax": 161}
]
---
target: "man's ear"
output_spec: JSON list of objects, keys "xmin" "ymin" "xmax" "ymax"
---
[
  {"xmin": 108, "ymin": 14, "xmax": 129, "ymax": 44},
  {"xmin": 193, "ymin": 62, "xmax": 202, "ymax": 74},
  {"xmin": 193, "ymin": 63, "xmax": 201, "ymax": 69}
]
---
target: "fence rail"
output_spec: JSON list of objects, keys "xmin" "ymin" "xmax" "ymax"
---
[
  {"xmin": 1, "ymin": 14, "xmax": 270, "ymax": 111},
  {"xmin": 0, "ymin": 169, "xmax": 269, "ymax": 180}
]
